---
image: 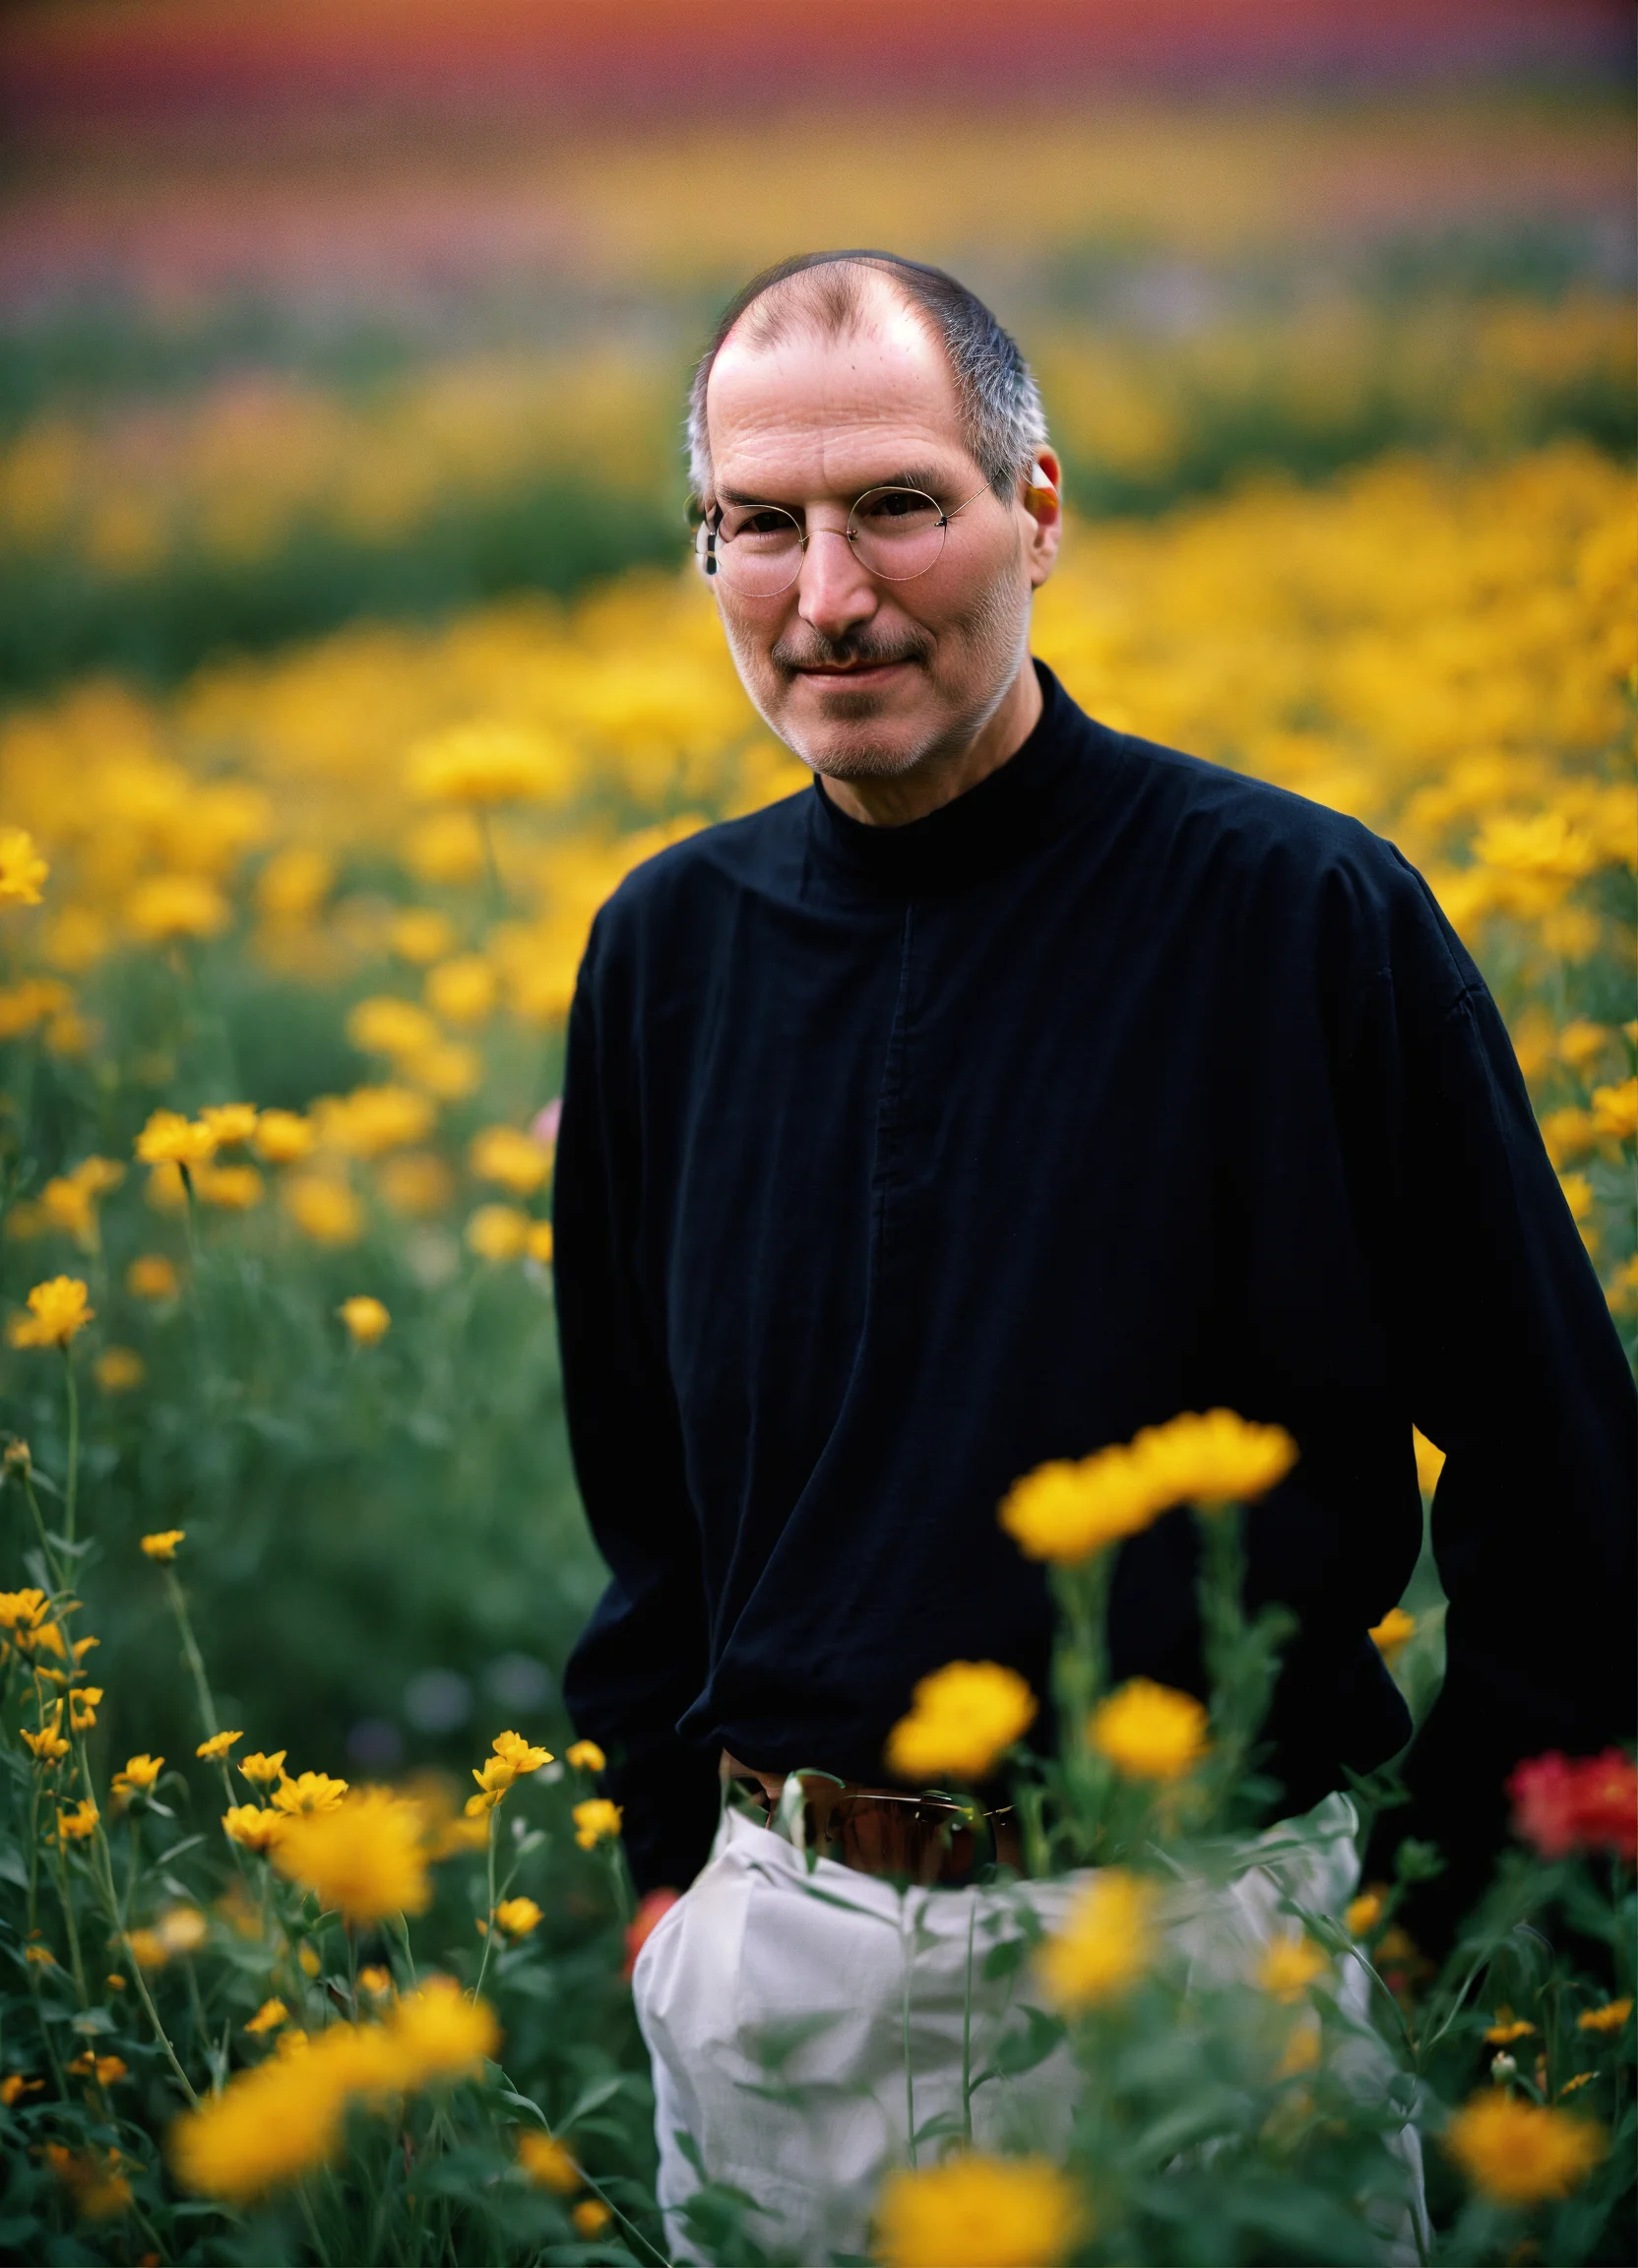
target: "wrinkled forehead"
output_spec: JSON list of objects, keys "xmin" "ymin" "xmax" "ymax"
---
[{"xmin": 705, "ymin": 279, "xmax": 973, "ymax": 501}]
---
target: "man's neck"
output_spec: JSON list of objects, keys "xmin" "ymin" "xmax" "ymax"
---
[{"xmin": 815, "ymin": 655, "xmax": 1043, "ymax": 828}]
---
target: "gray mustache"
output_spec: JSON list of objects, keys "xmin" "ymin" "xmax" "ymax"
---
[{"xmin": 771, "ymin": 632, "xmax": 931, "ymax": 673}]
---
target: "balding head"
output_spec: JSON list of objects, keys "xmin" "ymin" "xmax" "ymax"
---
[{"xmin": 687, "ymin": 251, "xmax": 1046, "ymax": 507}]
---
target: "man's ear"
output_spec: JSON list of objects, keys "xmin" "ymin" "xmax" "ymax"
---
[{"xmin": 1021, "ymin": 447, "xmax": 1062, "ymax": 588}]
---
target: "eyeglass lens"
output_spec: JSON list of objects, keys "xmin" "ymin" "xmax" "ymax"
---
[{"xmin": 705, "ymin": 487, "xmax": 949, "ymax": 596}]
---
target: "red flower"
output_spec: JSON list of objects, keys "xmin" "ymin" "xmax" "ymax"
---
[
  {"xmin": 622, "ymin": 1888, "xmax": 680, "ymax": 1981},
  {"xmin": 1507, "ymin": 1749, "xmax": 1637, "ymax": 1864}
]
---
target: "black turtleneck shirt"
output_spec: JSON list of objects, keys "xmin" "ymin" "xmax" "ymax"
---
[{"xmin": 553, "ymin": 663, "xmax": 1635, "ymax": 1907}]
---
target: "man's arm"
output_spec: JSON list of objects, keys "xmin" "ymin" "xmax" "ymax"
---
[
  {"xmin": 552, "ymin": 931, "xmax": 720, "ymax": 1896},
  {"xmin": 1362, "ymin": 867, "xmax": 1636, "ymax": 1933}
]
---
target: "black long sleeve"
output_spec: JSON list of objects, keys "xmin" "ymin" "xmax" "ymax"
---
[
  {"xmin": 553, "ymin": 952, "xmax": 721, "ymax": 1895},
  {"xmin": 552, "ymin": 664, "xmax": 1635, "ymax": 1899}
]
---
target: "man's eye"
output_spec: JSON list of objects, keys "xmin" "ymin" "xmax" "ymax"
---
[
  {"xmin": 854, "ymin": 488, "xmax": 940, "ymax": 529},
  {"xmin": 723, "ymin": 509, "xmax": 799, "ymax": 543}
]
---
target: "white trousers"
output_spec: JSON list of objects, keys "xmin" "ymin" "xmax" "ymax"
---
[{"xmin": 633, "ymin": 1795, "xmax": 1425, "ymax": 2265}]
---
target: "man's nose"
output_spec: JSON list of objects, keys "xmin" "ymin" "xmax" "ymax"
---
[{"xmin": 795, "ymin": 523, "xmax": 879, "ymax": 643}]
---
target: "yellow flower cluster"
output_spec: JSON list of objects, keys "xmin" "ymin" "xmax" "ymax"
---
[
  {"xmin": 1036, "ymin": 1868, "xmax": 1158, "ymax": 2012},
  {"xmin": 468, "ymin": 1728, "xmax": 553, "ymax": 1816},
  {"xmin": 884, "ymin": 1660, "xmax": 1039, "ymax": 1785},
  {"xmin": 874, "ymin": 2152, "xmax": 1086, "ymax": 2268},
  {"xmin": 1442, "ymin": 2091, "xmax": 1605, "ymax": 2207},
  {"xmin": 1088, "ymin": 1678, "xmax": 1210, "ymax": 1781},
  {"xmin": 1000, "ymin": 1410, "xmax": 1298, "ymax": 1565},
  {"xmin": 170, "ymin": 1979, "xmax": 499, "ymax": 2203}
]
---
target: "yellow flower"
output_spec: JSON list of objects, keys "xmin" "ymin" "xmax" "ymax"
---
[
  {"xmin": 377, "ymin": 1150, "xmax": 455, "ymax": 1216},
  {"xmin": 385, "ymin": 1978, "xmax": 499, "ymax": 2087},
  {"xmin": 469, "ymin": 1124, "xmax": 553, "ymax": 1195},
  {"xmin": 68, "ymin": 2050, "xmax": 128, "ymax": 2085},
  {"xmin": 1344, "ymin": 1890, "xmax": 1384, "ymax": 1937},
  {"xmin": 245, "ymin": 1998, "xmax": 288, "ymax": 2036},
  {"xmin": 44, "ymin": 2142, "xmax": 131, "ymax": 2220},
  {"xmin": 425, "ymin": 955, "xmax": 497, "ymax": 1028},
  {"xmin": 273, "ymin": 1788, "xmax": 433, "ymax": 1924},
  {"xmin": 112, "ymin": 1754, "xmax": 165, "ymax": 1801},
  {"xmin": 127, "ymin": 1253, "xmax": 180, "ymax": 1299},
  {"xmin": 465, "ymin": 1203, "xmax": 532, "ymax": 1261},
  {"xmin": 1591, "ymin": 1078, "xmax": 1637, "ymax": 1142},
  {"xmin": 346, "ymin": 995, "xmax": 441, "ymax": 1063},
  {"xmin": 198, "ymin": 1103, "xmax": 259, "ymax": 1147},
  {"xmin": 1126, "ymin": 1408, "xmax": 1299, "ymax": 1514},
  {"xmin": 1443, "ymin": 2093, "xmax": 1605, "ymax": 2207},
  {"xmin": 238, "ymin": 1749, "xmax": 287, "ymax": 1787},
  {"xmin": 196, "ymin": 1162, "xmax": 265, "ymax": 1210},
  {"xmin": 128, "ymin": 874, "xmax": 230, "ymax": 942},
  {"xmin": 312, "ymin": 1084, "xmax": 436, "ymax": 1159},
  {"xmin": 1368, "ymin": 1606, "xmax": 1417, "ymax": 1661},
  {"xmin": 169, "ymin": 2038, "xmax": 350, "ymax": 2200},
  {"xmin": 94, "ymin": 1346, "xmax": 145, "ymax": 1392},
  {"xmin": 21, "ymin": 1706, "xmax": 70, "ymax": 1764},
  {"xmin": 7, "ymin": 1275, "xmax": 94, "ymax": 1348},
  {"xmin": 0, "ymin": 826, "xmax": 49, "ymax": 905},
  {"xmin": 197, "ymin": 1730, "xmax": 242, "ymax": 1760},
  {"xmin": 1540, "ymin": 1104, "xmax": 1597, "ymax": 1166},
  {"xmin": 252, "ymin": 1109, "xmax": 316, "ymax": 1164},
  {"xmin": 1259, "ymin": 1933, "xmax": 1329, "ymax": 2004},
  {"xmin": 141, "ymin": 1529, "xmax": 185, "ymax": 1560},
  {"xmin": 1484, "ymin": 2013, "xmax": 1536, "ymax": 2045},
  {"xmin": 1088, "ymin": 1678, "xmax": 1209, "ymax": 1782},
  {"xmin": 338, "ymin": 1294, "xmax": 390, "ymax": 1346},
  {"xmin": 283, "ymin": 1170, "xmax": 364, "ymax": 1246},
  {"xmin": 1577, "ymin": 1998, "xmax": 1632, "ymax": 2035},
  {"xmin": 0, "ymin": 1587, "xmax": 50, "ymax": 1638},
  {"xmin": 357, "ymin": 1965, "xmax": 394, "ymax": 1999},
  {"xmin": 571, "ymin": 2199, "xmax": 613, "ymax": 2239},
  {"xmin": 56, "ymin": 1797, "xmax": 99, "ymax": 1841},
  {"xmin": 565, "ymin": 1739, "xmax": 605, "ymax": 1773},
  {"xmin": 1558, "ymin": 1020, "xmax": 1610, "ymax": 1071},
  {"xmin": 493, "ymin": 1729, "xmax": 551, "ymax": 1774},
  {"xmin": 998, "ymin": 1449, "xmax": 1165, "ymax": 1563},
  {"xmin": 408, "ymin": 721, "xmax": 565, "ymax": 806},
  {"xmin": 270, "ymin": 1770, "xmax": 349, "ymax": 1815},
  {"xmin": 874, "ymin": 2153, "xmax": 1086, "ymax": 2268},
  {"xmin": 153, "ymin": 1906, "xmax": 207, "ymax": 1955},
  {"xmin": 517, "ymin": 2129, "xmax": 581, "ymax": 2193},
  {"xmin": 527, "ymin": 1220, "xmax": 554, "ymax": 1265},
  {"xmin": 493, "ymin": 1897, "xmax": 543, "ymax": 1937},
  {"xmin": 573, "ymin": 1798, "xmax": 623, "ymax": 1850},
  {"xmin": 135, "ymin": 1109, "xmax": 219, "ymax": 1167},
  {"xmin": 69, "ymin": 1685, "xmax": 102, "ymax": 1732},
  {"xmin": 223, "ymin": 1805, "xmax": 285, "ymax": 1855},
  {"xmin": 0, "ymin": 2074, "xmax": 43, "ymax": 2106},
  {"xmin": 1036, "ymin": 1868, "xmax": 1157, "ymax": 2011},
  {"xmin": 884, "ymin": 1660, "xmax": 1038, "ymax": 1783},
  {"xmin": 390, "ymin": 908, "xmax": 458, "ymax": 965}
]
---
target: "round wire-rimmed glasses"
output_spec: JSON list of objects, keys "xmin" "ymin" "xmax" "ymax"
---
[{"xmin": 697, "ymin": 482, "xmax": 989, "ymax": 598}]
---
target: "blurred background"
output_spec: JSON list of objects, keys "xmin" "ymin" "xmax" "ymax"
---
[{"xmin": 0, "ymin": 2, "xmax": 1631, "ymax": 1796}]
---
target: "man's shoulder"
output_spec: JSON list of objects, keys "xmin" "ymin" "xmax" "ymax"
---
[
  {"xmin": 583, "ymin": 788, "xmax": 811, "ymax": 964},
  {"xmin": 1085, "ymin": 711, "xmax": 1475, "ymax": 1002}
]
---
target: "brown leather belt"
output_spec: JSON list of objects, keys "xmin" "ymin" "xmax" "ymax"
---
[{"xmin": 724, "ymin": 1764, "xmax": 1021, "ymax": 1886}]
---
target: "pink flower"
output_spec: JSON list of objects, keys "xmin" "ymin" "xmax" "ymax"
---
[
  {"xmin": 1507, "ymin": 1749, "xmax": 1637, "ymax": 1864},
  {"xmin": 530, "ymin": 1099, "xmax": 562, "ymax": 1148}
]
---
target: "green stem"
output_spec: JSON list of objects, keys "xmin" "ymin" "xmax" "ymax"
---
[
  {"xmin": 162, "ymin": 1567, "xmax": 219, "ymax": 1737},
  {"xmin": 20, "ymin": 1475, "xmax": 66, "ymax": 1593},
  {"xmin": 60, "ymin": 1349, "xmax": 79, "ymax": 1546},
  {"xmin": 472, "ymin": 1806, "xmax": 499, "ymax": 2004}
]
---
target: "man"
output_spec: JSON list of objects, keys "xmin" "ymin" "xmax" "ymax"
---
[{"xmin": 553, "ymin": 251, "xmax": 1634, "ymax": 2243}]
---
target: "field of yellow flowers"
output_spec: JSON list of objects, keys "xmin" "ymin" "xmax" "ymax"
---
[{"xmin": 0, "ymin": 290, "xmax": 1634, "ymax": 2255}]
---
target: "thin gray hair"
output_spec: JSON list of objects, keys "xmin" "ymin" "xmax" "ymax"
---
[{"xmin": 686, "ymin": 250, "xmax": 1047, "ymax": 508}]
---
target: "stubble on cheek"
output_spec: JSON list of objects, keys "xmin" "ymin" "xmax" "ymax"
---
[{"xmin": 717, "ymin": 568, "xmax": 1030, "ymax": 782}]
